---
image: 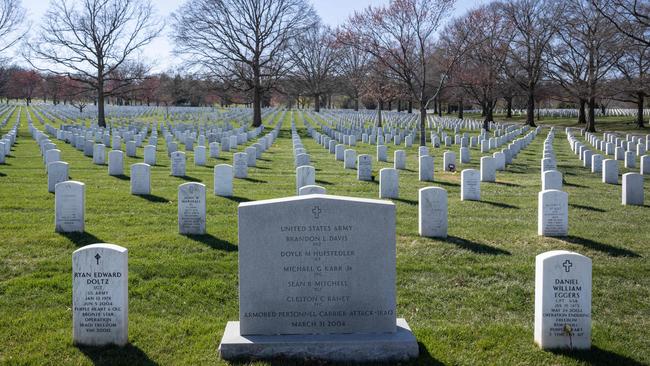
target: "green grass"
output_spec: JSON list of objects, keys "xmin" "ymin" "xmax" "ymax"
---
[{"xmin": 0, "ymin": 106, "xmax": 649, "ymax": 365}]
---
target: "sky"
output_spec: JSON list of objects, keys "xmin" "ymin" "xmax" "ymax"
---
[{"xmin": 17, "ymin": 0, "xmax": 488, "ymax": 72}]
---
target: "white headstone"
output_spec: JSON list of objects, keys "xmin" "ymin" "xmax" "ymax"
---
[
  {"xmin": 73, "ymin": 243, "xmax": 128, "ymax": 347},
  {"xmin": 194, "ymin": 146, "xmax": 207, "ymax": 166},
  {"xmin": 130, "ymin": 163, "xmax": 151, "ymax": 195},
  {"xmin": 108, "ymin": 150, "xmax": 124, "ymax": 176},
  {"xmin": 48, "ymin": 161, "xmax": 69, "ymax": 193},
  {"xmin": 538, "ymin": 190, "xmax": 568, "ymax": 237},
  {"xmin": 602, "ymin": 159, "xmax": 618, "ymax": 184},
  {"xmin": 418, "ymin": 187, "xmax": 447, "ymax": 238},
  {"xmin": 93, "ymin": 144, "xmax": 106, "ymax": 165},
  {"xmin": 144, "ymin": 145, "xmax": 156, "ymax": 166},
  {"xmin": 171, "ymin": 151, "xmax": 186, "ymax": 177},
  {"xmin": 394, "ymin": 150, "xmax": 406, "ymax": 170},
  {"xmin": 344, "ymin": 149, "xmax": 356, "ymax": 169},
  {"xmin": 298, "ymin": 185, "xmax": 326, "ymax": 195},
  {"xmin": 357, "ymin": 154, "xmax": 372, "ymax": 181},
  {"xmin": 534, "ymin": 250, "xmax": 591, "ymax": 350},
  {"xmin": 542, "ymin": 170, "xmax": 563, "ymax": 191},
  {"xmin": 460, "ymin": 169, "xmax": 480, "ymax": 201},
  {"xmin": 296, "ymin": 166, "xmax": 316, "ymax": 195},
  {"xmin": 419, "ymin": 155, "xmax": 434, "ymax": 182},
  {"xmin": 480, "ymin": 156, "xmax": 496, "ymax": 182},
  {"xmin": 379, "ymin": 168, "xmax": 399, "ymax": 199},
  {"xmin": 233, "ymin": 152, "xmax": 248, "ymax": 179},
  {"xmin": 622, "ymin": 173, "xmax": 644, "ymax": 206},
  {"xmin": 178, "ymin": 182, "xmax": 206, "ymax": 234},
  {"xmin": 55, "ymin": 181, "xmax": 85, "ymax": 233},
  {"xmin": 214, "ymin": 164, "xmax": 233, "ymax": 197}
]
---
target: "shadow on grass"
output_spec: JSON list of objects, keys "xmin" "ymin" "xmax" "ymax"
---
[
  {"xmin": 558, "ymin": 235, "xmax": 641, "ymax": 258},
  {"xmin": 492, "ymin": 181, "xmax": 521, "ymax": 187},
  {"xmin": 569, "ymin": 203, "xmax": 606, "ymax": 212},
  {"xmin": 110, "ymin": 174, "xmax": 130, "ymax": 181},
  {"xmin": 224, "ymin": 195, "xmax": 251, "ymax": 203},
  {"xmin": 564, "ymin": 181, "xmax": 589, "ymax": 188},
  {"xmin": 392, "ymin": 197, "xmax": 418, "ymax": 205},
  {"xmin": 58, "ymin": 231, "xmax": 103, "ymax": 247},
  {"xmin": 0, "ymin": 171, "xmax": 6, "ymax": 177},
  {"xmin": 315, "ymin": 179, "xmax": 333, "ymax": 186},
  {"xmin": 78, "ymin": 344, "xmax": 159, "ymax": 366},
  {"xmin": 434, "ymin": 180, "xmax": 460, "ymax": 187},
  {"xmin": 135, "ymin": 194, "xmax": 169, "ymax": 203},
  {"xmin": 257, "ymin": 157, "xmax": 272, "ymax": 162},
  {"xmin": 182, "ymin": 233, "xmax": 237, "ymax": 252},
  {"xmin": 175, "ymin": 175, "xmax": 202, "ymax": 182},
  {"xmin": 480, "ymin": 200, "xmax": 520, "ymax": 209},
  {"xmin": 254, "ymin": 166, "xmax": 270, "ymax": 170},
  {"xmin": 446, "ymin": 236, "xmax": 511, "ymax": 256},
  {"xmin": 550, "ymin": 345, "xmax": 646, "ymax": 366},
  {"xmin": 240, "ymin": 177, "xmax": 267, "ymax": 183}
]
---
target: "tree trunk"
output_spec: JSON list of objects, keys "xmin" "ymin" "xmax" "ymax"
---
[
  {"xmin": 397, "ymin": 99, "xmax": 402, "ymax": 112},
  {"xmin": 526, "ymin": 90, "xmax": 536, "ymax": 127},
  {"xmin": 437, "ymin": 98, "xmax": 442, "ymax": 117},
  {"xmin": 252, "ymin": 63, "xmax": 262, "ymax": 127},
  {"xmin": 377, "ymin": 100, "xmax": 383, "ymax": 127},
  {"xmin": 314, "ymin": 93, "xmax": 320, "ymax": 112},
  {"xmin": 387, "ymin": 101, "xmax": 391, "ymax": 111},
  {"xmin": 433, "ymin": 97, "xmax": 438, "ymax": 114},
  {"xmin": 97, "ymin": 76, "xmax": 106, "ymax": 127},
  {"xmin": 354, "ymin": 97, "xmax": 359, "ymax": 111},
  {"xmin": 408, "ymin": 100, "xmax": 412, "ymax": 113},
  {"xmin": 483, "ymin": 105, "xmax": 493, "ymax": 131},
  {"xmin": 637, "ymin": 92, "xmax": 645, "ymax": 128},
  {"xmin": 578, "ymin": 99, "xmax": 586, "ymax": 125},
  {"xmin": 458, "ymin": 100, "xmax": 464, "ymax": 119},
  {"xmin": 419, "ymin": 103, "xmax": 426, "ymax": 146},
  {"xmin": 506, "ymin": 96, "xmax": 513, "ymax": 118},
  {"xmin": 587, "ymin": 96, "xmax": 596, "ymax": 132},
  {"xmin": 600, "ymin": 104, "xmax": 606, "ymax": 116}
]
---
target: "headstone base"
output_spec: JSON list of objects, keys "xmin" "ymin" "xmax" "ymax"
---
[{"xmin": 218, "ymin": 318, "xmax": 418, "ymax": 362}]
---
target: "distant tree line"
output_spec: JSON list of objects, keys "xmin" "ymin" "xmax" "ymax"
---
[{"xmin": 0, "ymin": 0, "xmax": 647, "ymax": 133}]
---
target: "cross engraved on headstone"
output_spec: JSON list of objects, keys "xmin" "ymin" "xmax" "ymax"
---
[
  {"xmin": 312, "ymin": 206, "xmax": 322, "ymax": 219},
  {"xmin": 95, "ymin": 253, "xmax": 101, "ymax": 265},
  {"xmin": 563, "ymin": 259, "xmax": 572, "ymax": 272}
]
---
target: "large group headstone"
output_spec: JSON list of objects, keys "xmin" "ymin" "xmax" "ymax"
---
[
  {"xmin": 218, "ymin": 195, "xmax": 418, "ymax": 362},
  {"xmin": 534, "ymin": 250, "xmax": 591, "ymax": 350},
  {"xmin": 72, "ymin": 243, "xmax": 128, "ymax": 347}
]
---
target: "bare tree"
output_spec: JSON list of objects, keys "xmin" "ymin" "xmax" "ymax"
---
[
  {"xmin": 173, "ymin": 0, "xmax": 316, "ymax": 127},
  {"xmin": 337, "ymin": 44, "xmax": 371, "ymax": 111},
  {"xmin": 448, "ymin": 2, "xmax": 513, "ymax": 130},
  {"xmin": 341, "ymin": 0, "xmax": 455, "ymax": 146},
  {"xmin": 548, "ymin": 0, "xmax": 623, "ymax": 132},
  {"xmin": 289, "ymin": 22, "xmax": 340, "ymax": 112},
  {"xmin": 0, "ymin": 0, "xmax": 25, "ymax": 57},
  {"xmin": 612, "ymin": 42, "xmax": 650, "ymax": 127},
  {"xmin": 592, "ymin": 0, "xmax": 650, "ymax": 46},
  {"xmin": 503, "ymin": 0, "xmax": 563, "ymax": 127},
  {"xmin": 25, "ymin": 0, "xmax": 162, "ymax": 127}
]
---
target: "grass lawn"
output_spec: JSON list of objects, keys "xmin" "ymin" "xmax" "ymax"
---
[{"xmin": 0, "ymin": 106, "xmax": 649, "ymax": 365}]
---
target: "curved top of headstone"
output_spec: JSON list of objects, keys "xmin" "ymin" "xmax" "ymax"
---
[
  {"xmin": 73, "ymin": 243, "xmax": 127, "ymax": 255},
  {"xmin": 536, "ymin": 250, "xmax": 590, "ymax": 262},
  {"xmin": 239, "ymin": 194, "xmax": 394, "ymax": 209}
]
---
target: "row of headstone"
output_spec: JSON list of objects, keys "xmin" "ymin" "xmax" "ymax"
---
[{"xmin": 567, "ymin": 131, "xmax": 645, "ymax": 206}]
